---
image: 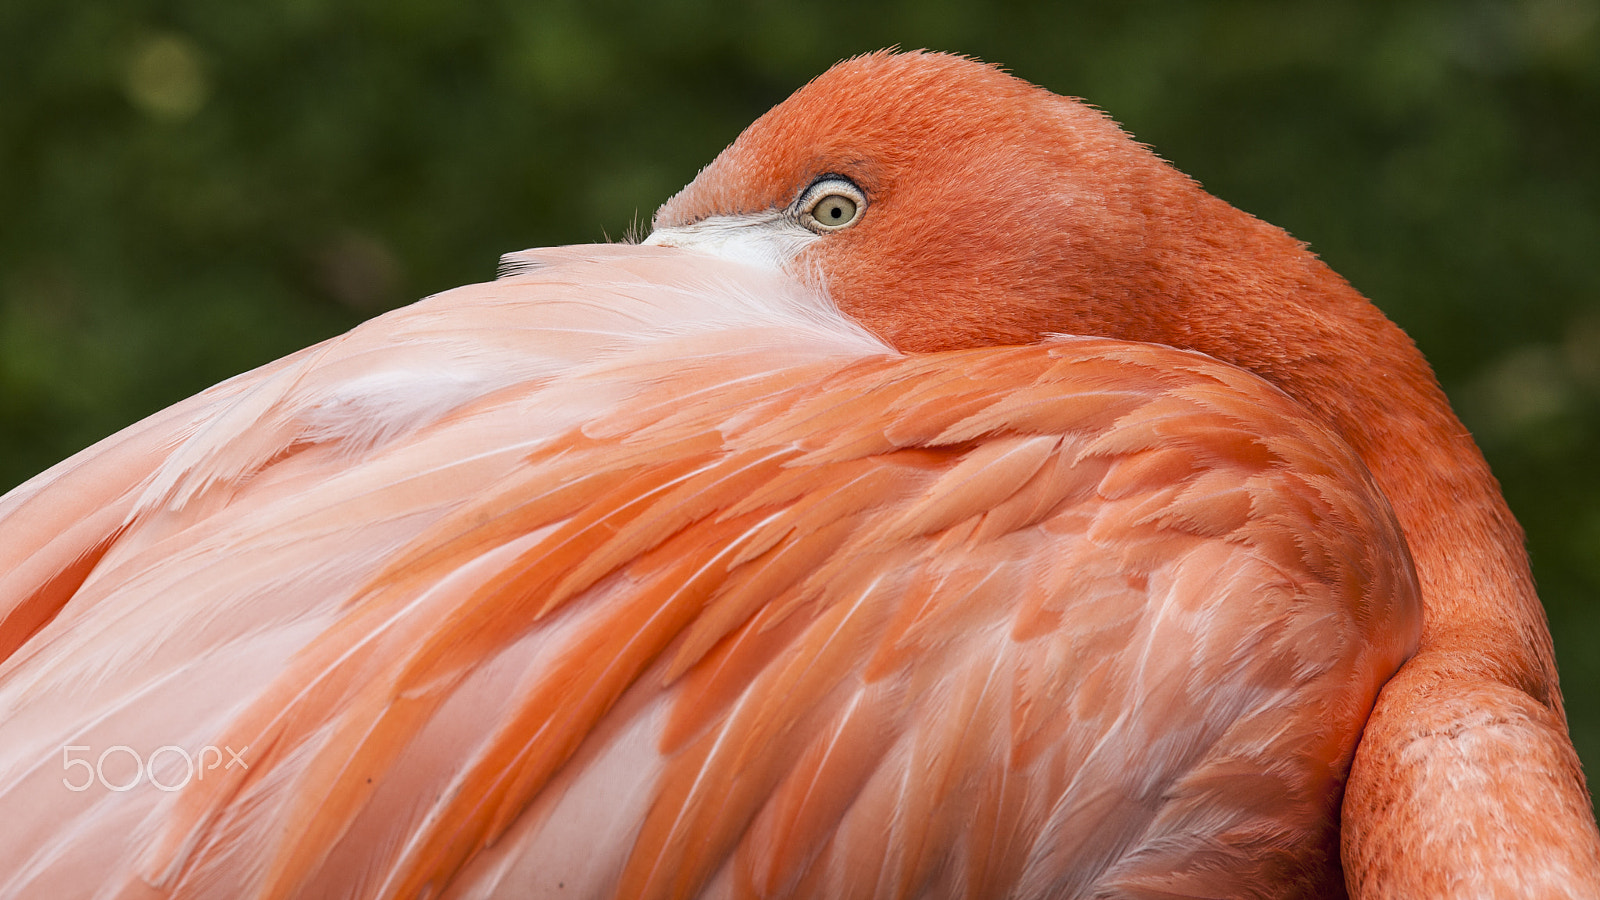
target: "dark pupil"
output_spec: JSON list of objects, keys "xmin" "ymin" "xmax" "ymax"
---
[{"xmin": 827, "ymin": 204, "xmax": 842, "ymax": 220}]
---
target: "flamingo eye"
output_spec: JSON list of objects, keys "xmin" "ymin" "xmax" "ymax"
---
[{"xmin": 797, "ymin": 176, "xmax": 866, "ymax": 232}]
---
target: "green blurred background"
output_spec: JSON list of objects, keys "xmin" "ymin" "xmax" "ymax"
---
[{"xmin": 3, "ymin": 1, "xmax": 1597, "ymax": 810}]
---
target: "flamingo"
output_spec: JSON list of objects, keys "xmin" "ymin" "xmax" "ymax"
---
[{"xmin": 0, "ymin": 50, "xmax": 1595, "ymax": 899}]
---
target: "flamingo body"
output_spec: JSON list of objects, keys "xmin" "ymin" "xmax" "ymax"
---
[
  {"xmin": 1, "ymin": 51, "xmax": 1596, "ymax": 898},
  {"xmin": 0, "ymin": 246, "xmax": 1415, "ymax": 897}
]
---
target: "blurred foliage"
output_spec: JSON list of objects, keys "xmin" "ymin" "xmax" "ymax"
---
[{"xmin": 3, "ymin": 0, "xmax": 1597, "ymax": 809}]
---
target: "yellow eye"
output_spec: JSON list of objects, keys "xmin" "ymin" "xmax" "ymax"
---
[{"xmin": 797, "ymin": 176, "xmax": 866, "ymax": 232}]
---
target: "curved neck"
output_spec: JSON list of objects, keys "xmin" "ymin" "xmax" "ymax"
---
[
  {"xmin": 1283, "ymin": 313, "xmax": 1558, "ymax": 708},
  {"xmin": 1167, "ymin": 226, "xmax": 1562, "ymax": 712},
  {"xmin": 1063, "ymin": 180, "xmax": 1567, "ymax": 712}
]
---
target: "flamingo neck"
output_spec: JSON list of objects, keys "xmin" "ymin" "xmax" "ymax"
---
[
  {"xmin": 1032, "ymin": 182, "xmax": 1568, "ymax": 712},
  {"xmin": 1194, "ymin": 251, "xmax": 1560, "ymax": 713}
]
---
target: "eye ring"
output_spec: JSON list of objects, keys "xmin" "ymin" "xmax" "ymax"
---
[{"xmin": 796, "ymin": 176, "xmax": 866, "ymax": 233}]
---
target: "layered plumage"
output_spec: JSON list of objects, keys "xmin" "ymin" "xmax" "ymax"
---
[{"xmin": 0, "ymin": 51, "xmax": 1595, "ymax": 899}]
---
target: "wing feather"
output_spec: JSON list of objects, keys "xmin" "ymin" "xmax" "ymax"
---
[{"xmin": 0, "ymin": 245, "xmax": 1420, "ymax": 899}]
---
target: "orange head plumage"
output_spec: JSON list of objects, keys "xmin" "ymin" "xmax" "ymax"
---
[{"xmin": 653, "ymin": 52, "xmax": 1381, "ymax": 379}]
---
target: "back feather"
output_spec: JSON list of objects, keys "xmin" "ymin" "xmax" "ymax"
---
[{"xmin": 0, "ymin": 245, "xmax": 1418, "ymax": 899}]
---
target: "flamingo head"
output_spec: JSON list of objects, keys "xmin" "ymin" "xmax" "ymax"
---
[{"xmin": 647, "ymin": 50, "xmax": 1382, "ymax": 379}]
